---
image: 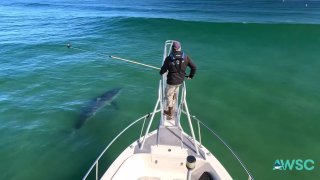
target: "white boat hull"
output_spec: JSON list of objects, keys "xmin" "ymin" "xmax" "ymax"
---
[{"xmin": 101, "ymin": 128, "xmax": 232, "ymax": 180}]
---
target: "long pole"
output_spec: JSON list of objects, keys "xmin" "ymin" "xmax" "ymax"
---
[{"xmin": 66, "ymin": 44, "xmax": 160, "ymax": 70}]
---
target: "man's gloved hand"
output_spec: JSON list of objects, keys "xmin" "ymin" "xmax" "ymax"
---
[{"xmin": 185, "ymin": 75, "xmax": 192, "ymax": 80}]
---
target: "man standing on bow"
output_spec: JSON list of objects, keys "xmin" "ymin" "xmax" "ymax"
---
[{"xmin": 160, "ymin": 41, "xmax": 196, "ymax": 119}]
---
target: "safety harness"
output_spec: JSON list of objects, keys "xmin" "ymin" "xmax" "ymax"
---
[{"xmin": 169, "ymin": 51, "xmax": 185, "ymax": 74}]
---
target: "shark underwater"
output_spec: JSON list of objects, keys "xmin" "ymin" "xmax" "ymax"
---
[{"xmin": 75, "ymin": 88, "xmax": 122, "ymax": 129}]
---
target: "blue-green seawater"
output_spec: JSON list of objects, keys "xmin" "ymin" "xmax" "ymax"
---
[{"xmin": 1, "ymin": 1, "xmax": 320, "ymax": 180}]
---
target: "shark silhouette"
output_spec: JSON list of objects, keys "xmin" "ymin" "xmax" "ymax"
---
[{"xmin": 75, "ymin": 88, "xmax": 122, "ymax": 129}]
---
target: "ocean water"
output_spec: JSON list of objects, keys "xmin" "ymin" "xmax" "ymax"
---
[{"xmin": 1, "ymin": 0, "xmax": 320, "ymax": 179}]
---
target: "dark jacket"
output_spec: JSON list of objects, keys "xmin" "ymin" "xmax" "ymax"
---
[{"xmin": 159, "ymin": 51, "xmax": 196, "ymax": 85}]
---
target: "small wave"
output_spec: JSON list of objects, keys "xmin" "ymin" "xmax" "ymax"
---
[
  {"xmin": 7, "ymin": 2, "xmax": 61, "ymax": 8},
  {"xmin": 23, "ymin": 2, "xmax": 52, "ymax": 7}
]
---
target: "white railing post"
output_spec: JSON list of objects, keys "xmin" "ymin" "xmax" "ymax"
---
[
  {"xmin": 197, "ymin": 120, "xmax": 202, "ymax": 146},
  {"xmin": 140, "ymin": 98, "xmax": 160, "ymax": 149},
  {"xmin": 139, "ymin": 116, "xmax": 147, "ymax": 142},
  {"xmin": 95, "ymin": 162, "xmax": 98, "ymax": 180},
  {"xmin": 160, "ymin": 79, "xmax": 165, "ymax": 125},
  {"xmin": 182, "ymin": 83, "xmax": 199, "ymax": 155}
]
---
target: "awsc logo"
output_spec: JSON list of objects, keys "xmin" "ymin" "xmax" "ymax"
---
[{"xmin": 273, "ymin": 159, "xmax": 315, "ymax": 171}]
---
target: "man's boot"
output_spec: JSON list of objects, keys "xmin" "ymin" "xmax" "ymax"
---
[{"xmin": 164, "ymin": 107, "xmax": 173, "ymax": 119}]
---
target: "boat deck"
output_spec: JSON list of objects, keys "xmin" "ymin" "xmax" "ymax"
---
[{"xmin": 134, "ymin": 124, "xmax": 205, "ymax": 159}]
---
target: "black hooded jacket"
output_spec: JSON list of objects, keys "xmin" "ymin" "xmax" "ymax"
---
[{"xmin": 159, "ymin": 51, "xmax": 196, "ymax": 85}]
